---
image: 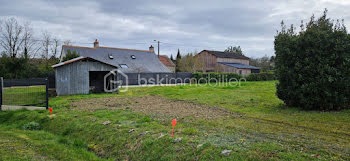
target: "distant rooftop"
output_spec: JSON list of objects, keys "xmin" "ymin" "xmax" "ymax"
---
[
  {"xmin": 218, "ymin": 62, "xmax": 260, "ymax": 69},
  {"xmin": 203, "ymin": 50, "xmax": 250, "ymax": 60},
  {"xmin": 159, "ymin": 55, "xmax": 175, "ymax": 67}
]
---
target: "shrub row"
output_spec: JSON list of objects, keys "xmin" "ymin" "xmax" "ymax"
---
[
  {"xmin": 192, "ymin": 72, "xmax": 242, "ymax": 83},
  {"xmin": 192, "ymin": 72, "xmax": 275, "ymax": 83},
  {"xmin": 245, "ymin": 72, "xmax": 276, "ymax": 81}
]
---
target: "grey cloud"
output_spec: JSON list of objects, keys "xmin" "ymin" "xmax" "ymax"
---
[{"xmin": 0, "ymin": 0, "xmax": 349, "ymax": 57}]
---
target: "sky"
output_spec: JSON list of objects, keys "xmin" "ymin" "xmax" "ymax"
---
[{"xmin": 0, "ymin": 0, "xmax": 349, "ymax": 58}]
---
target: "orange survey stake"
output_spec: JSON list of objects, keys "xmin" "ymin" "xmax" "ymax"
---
[{"xmin": 171, "ymin": 119, "xmax": 177, "ymax": 138}]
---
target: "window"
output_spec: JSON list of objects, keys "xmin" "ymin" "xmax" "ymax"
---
[
  {"xmin": 120, "ymin": 64, "xmax": 128, "ymax": 68},
  {"xmin": 131, "ymin": 55, "xmax": 136, "ymax": 59},
  {"xmin": 239, "ymin": 70, "xmax": 242, "ymax": 74}
]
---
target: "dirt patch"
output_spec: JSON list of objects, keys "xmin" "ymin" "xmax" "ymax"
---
[{"xmin": 71, "ymin": 96, "xmax": 239, "ymax": 120}]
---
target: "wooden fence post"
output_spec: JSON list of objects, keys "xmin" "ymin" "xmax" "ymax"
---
[{"xmin": 45, "ymin": 78, "xmax": 49, "ymax": 110}]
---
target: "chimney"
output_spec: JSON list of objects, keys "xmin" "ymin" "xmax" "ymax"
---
[
  {"xmin": 94, "ymin": 39, "xmax": 99, "ymax": 48},
  {"xmin": 149, "ymin": 45, "xmax": 154, "ymax": 53}
]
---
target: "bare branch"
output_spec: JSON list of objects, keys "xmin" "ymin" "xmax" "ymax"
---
[
  {"xmin": 51, "ymin": 37, "xmax": 60, "ymax": 58},
  {"xmin": 0, "ymin": 17, "xmax": 25, "ymax": 58},
  {"xmin": 41, "ymin": 31, "xmax": 51, "ymax": 60}
]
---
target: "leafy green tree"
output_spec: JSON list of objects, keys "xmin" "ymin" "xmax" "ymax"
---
[
  {"xmin": 225, "ymin": 46, "xmax": 244, "ymax": 56},
  {"xmin": 275, "ymin": 9, "xmax": 350, "ymax": 110},
  {"xmin": 62, "ymin": 49, "xmax": 80, "ymax": 62},
  {"xmin": 0, "ymin": 55, "xmax": 40, "ymax": 79},
  {"xmin": 175, "ymin": 49, "xmax": 182, "ymax": 72}
]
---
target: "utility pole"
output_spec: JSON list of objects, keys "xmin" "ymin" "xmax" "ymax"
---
[{"xmin": 154, "ymin": 40, "xmax": 160, "ymax": 58}]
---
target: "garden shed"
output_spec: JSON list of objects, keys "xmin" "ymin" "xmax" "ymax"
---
[
  {"xmin": 52, "ymin": 40, "xmax": 171, "ymax": 95},
  {"xmin": 52, "ymin": 56, "xmax": 118, "ymax": 95}
]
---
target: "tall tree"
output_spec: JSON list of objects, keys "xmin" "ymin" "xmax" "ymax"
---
[
  {"xmin": 41, "ymin": 31, "xmax": 51, "ymax": 70},
  {"xmin": 175, "ymin": 49, "xmax": 182, "ymax": 72},
  {"xmin": 170, "ymin": 54, "xmax": 174, "ymax": 62},
  {"xmin": 176, "ymin": 49, "xmax": 181, "ymax": 60},
  {"xmin": 51, "ymin": 37, "xmax": 60, "ymax": 58},
  {"xmin": 178, "ymin": 52, "xmax": 204, "ymax": 72},
  {"xmin": 41, "ymin": 31, "xmax": 51, "ymax": 59},
  {"xmin": 0, "ymin": 18, "xmax": 24, "ymax": 58},
  {"xmin": 178, "ymin": 53, "xmax": 194, "ymax": 72},
  {"xmin": 225, "ymin": 46, "xmax": 244, "ymax": 56},
  {"xmin": 22, "ymin": 22, "xmax": 38, "ymax": 59}
]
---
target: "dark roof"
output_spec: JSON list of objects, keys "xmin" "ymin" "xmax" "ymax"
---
[
  {"xmin": 59, "ymin": 45, "xmax": 171, "ymax": 73},
  {"xmin": 159, "ymin": 55, "xmax": 175, "ymax": 67},
  {"xmin": 52, "ymin": 56, "xmax": 118, "ymax": 68},
  {"xmin": 219, "ymin": 62, "xmax": 260, "ymax": 69},
  {"xmin": 203, "ymin": 50, "xmax": 250, "ymax": 60}
]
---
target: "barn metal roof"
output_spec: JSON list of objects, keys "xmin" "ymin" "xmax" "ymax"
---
[
  {"xmin": 58, "ymin": 45, "xmax": 171, "ymax": 73},
  {"xmin": 218, "ymin": 62, "xmax": 260, "ymax": 69},
  {"xmin": 52, "ymin": 56, "xmax": 119, "ymax": 68}
]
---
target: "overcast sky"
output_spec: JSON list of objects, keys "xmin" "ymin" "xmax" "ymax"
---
[{"xmin": 0, "ymin": 0, "xmax": 349, "ymax": 58}]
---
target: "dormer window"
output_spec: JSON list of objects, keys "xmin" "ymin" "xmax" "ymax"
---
[
  {"xmin": 120, "ymin": 64, "xmax": 128, "ymax": 68},
  {"xmin": 108, "ymin": 54, "xmax": 113, "ymax": 59},
  {"xmin": 131, "ymin": 55, "xmax": 136, "ymax": 59}
]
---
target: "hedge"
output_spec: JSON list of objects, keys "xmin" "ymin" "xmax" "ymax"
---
[
  {"xmin": 245, "ymin": 72, "xmax": 276, "ymax": 81},
  {"xmin": 192, "ymin": 72, "xmax": 242, "ymax": 83},
  {"xmin": 192, "ymin": 72, "xmax": 275, "ymax": 83}
]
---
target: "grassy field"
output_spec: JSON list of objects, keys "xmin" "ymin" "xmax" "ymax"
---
[
  {"xmin": 0, "ymin": 81, "xmax": 349, "ymax": 160},
  {"xmin": 2, "ymin": 86, "xmax": 46, "ymax": 106}
]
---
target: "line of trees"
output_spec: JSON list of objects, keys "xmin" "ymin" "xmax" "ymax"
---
[{"xmin": 0, "ymin": 17, "xmax": 72, "ymax": 79}]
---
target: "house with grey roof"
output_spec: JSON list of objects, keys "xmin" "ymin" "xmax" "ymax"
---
[
  {"xmin": 52, "ymin": 40, "xmax": 170, "ymax": 95},
  {"xmin": 196, "ymin": 50, "xmax": 260, "ymax": 75}
]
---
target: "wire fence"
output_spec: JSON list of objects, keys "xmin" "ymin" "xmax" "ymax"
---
[{"xmin": 0, "ymin": 77, "xmax": 48, "ymax": 110}]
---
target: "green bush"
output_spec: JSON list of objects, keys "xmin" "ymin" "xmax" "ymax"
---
[
  {"xmin": 192, "ymin": 72, "xmax": 275, "ymax": 83},
  {"xmin": 62, "ymin": 49, "xmax": 80, "ymax": 62},
  {"xmin": 23, "ymin": 121, "xmax": 42, "ymax": 130},
  {"xmin": 274, "ymin": 10, "xmax": 350, "ymax": 110},
  {"xmin": 245, "ymin": 72, "xmax": 275, "ymax": 81},
  {"xmin": 192, "ymin": 72, "xmax": 242, "ymax": 83}
]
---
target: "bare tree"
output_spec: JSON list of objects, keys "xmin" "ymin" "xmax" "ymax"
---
[
  {"xmin": 193, "ymin": 54, "xmax": 205, "ymax": 72},
  {"xmin": 22, "ymin": 22, "xmax": 39, "ymax": 59},
  {"xmin": 0, "ymin": 18, "xmax": 24, "ymax": 58},
  {"xmin": 41, "ymin": 31, "xmax": 51, "ymax": 60},
  {"xmin": 41, "ymin": 31, "xmax": 51, "ymax": 70},
  {"xmin": 63, "ymin": 39, "xmax": 72, "ymax": 46},
  {"xmin": 51, "ymin": 37, "xmax": 60, "ymax": 58},
  {"xmin": 178, "ymin": 53, "xmax": 197, "ymax": 72}
]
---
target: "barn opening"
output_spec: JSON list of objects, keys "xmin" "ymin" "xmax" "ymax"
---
[{"xmin": 89, "ymin": 71, "xmax": 118, "ymax": 93}]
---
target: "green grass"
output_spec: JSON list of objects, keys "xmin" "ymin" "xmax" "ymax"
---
[
  {"xmin": 3, "ymin": 86, "xmax": 46, "ymax": 106},
  {"xmin": 0, "ymin": 125, "xmax": 105, "ymax": 161},
  {"xmin": 1, "ymin": 81, "xmax": 349, "ymax": 160}
]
